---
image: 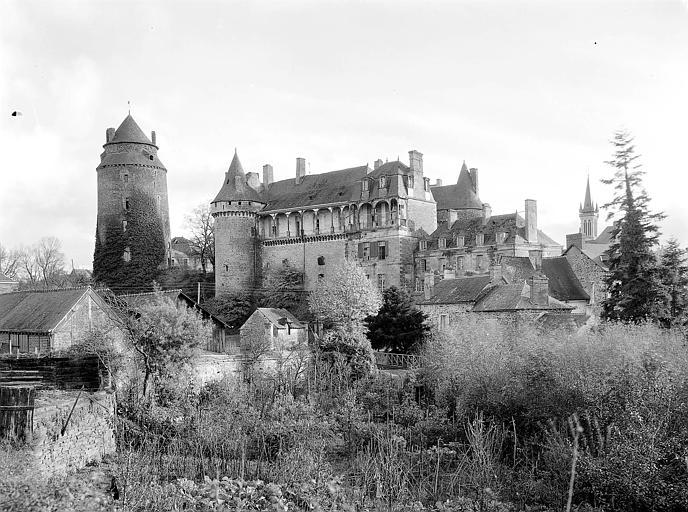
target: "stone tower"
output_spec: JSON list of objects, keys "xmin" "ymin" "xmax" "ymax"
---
[
  {"xmin": 579, "ymin": 176, "xmax": 599, "ymax": 241},
  {"xmin": 211, "ymin": 151, "xmax": 265, "ymax": 294},
  {"xmin": 95, "ymin": 114, "xmax": 171, "ymax": 267}
]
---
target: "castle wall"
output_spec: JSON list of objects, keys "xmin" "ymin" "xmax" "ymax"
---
[{"xmin": 214, "ymin": 209, "xmax": 260, "ymax": 294}]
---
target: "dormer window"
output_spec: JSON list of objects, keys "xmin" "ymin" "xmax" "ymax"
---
[
  {"xmin": 476, "ymin": 233, "xmax": 484, "ymax": 246},
  {"xmin": 455, "ymin": 235, "xmax": 465, "ymax": 248},
  {"xmin": 419, "ymin": 240, "xmax": 427, "ymax": 251},
  {"xmin": 438, "ymin": 238, "xmax": 446, "ymax": 249},
  {"xmin": 379, "ymin": 176, "xmax": 386, "ymax": 188},
  {"xmin": 362, "ymin": 179, "xmax": 369, "ymax": 192},
  {"xmin": 423, "ymin": 178, "xmax": 430, "ymax": 191},
  {"xmin": 497, "ymin": 231, "xmax": 506, "ymax": 244},
  {"xmin": 408, "ymin": 175, "xmax": 414, "ymax": 189}
]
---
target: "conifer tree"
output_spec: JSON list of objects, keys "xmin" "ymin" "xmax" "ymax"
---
[
  {"xmin": 658, "ymin": 239, "xmax": 688, "ymax": 327},
  {"xmin": 365, "ymin": 286, "xmax": 429, "ymax": 353},
  {"xmin": 600, "ymin": 130, "xmax": 666, "ymax": 323}
]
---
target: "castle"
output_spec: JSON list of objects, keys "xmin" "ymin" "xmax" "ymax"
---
[{"xmin": 211, "ymin": 150, "xmax": 562, "ymax": 295}]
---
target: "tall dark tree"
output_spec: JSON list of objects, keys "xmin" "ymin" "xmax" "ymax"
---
[
  {"xmin": 658, "ymin": 239, "xmax": 688, "ymax": 327},
  {"xmin": 365, "ymin": 286, "xmax": 429, "ymax": 353},
  {"xmin": 93, "ymin": 190, "xmax": 166, "ymax": 292},
  {"xmin": 600, "ymin": 130, "xmax": 666, "ymax": 323}
]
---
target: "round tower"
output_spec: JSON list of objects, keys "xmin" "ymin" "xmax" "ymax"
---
[
  {"xmin": 94, "ymin": 115, "xmax": 171, "ymax": 281},
  {"xmin": 579, "ymin": 176, "xmax": 599, "ymax": 241},
  {"xmin": 211, "ymin": 151, "xmax": 265, "ymax": 295}
]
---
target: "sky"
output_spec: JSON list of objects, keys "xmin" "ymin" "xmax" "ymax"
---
[{"xmin": 1, "ymin": 0, "xmax": 687, "ymax": 269}]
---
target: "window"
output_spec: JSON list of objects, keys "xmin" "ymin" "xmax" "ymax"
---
[
  {"xmin": 476, "ymin": 233, "xmax": 484, "ymax": 246},
  {"xmin": 318, "ymin": 273, "xmax": 325, "ymax": 280},
  {"xmin": 224, "ymin": 264, "xmax": 229, "ymax": 271},
  {"xmin": 423, "ymin": 178, "xmax": 430, "ymax": 191},
  {"xmin": 439, "ymin": 314, "xmax": 448, "ymax": 331},
  {"xmin": 124, "ymin": 197, "xmax": 130, "ymax": 210},
  {"xmin": 377, "ymin": 273, "xmax": 385, "ymax": 290},
  {"xmin": 496, "ymin": 232, "xmax": 506, "ymax": 244},
  {"xmin": 438, "ymin": 238, "xmax": 446, "ymax": 249},
  {"xmin": 123, "ymin": 173, "xmax": 129, "ymax": 183},
  {"xmin": 379, "ymin": 176, "xmax": 386, "ymax": 188},
  {"xmin": 156, "ymin": 195, "xmax": 161, "ymax": 208},
  {"xmin": 362, "ymin": 179, "xmax": 369, "ymax": 192},
  {"xmin": 123, "ymin": 247, "xmax": 131, "ymax": 262},
  {"xmin": 476, "ymin": 254, "xmax": 484, "ymax": 269},
  {"xmin": 378, "ymin": 241, "xmax": 386, "ymax": 260},
  {"xmin": 421, "ymin": 259, "xmax": 427, "ymax": 272},
  {"xmin": 441, "ymin": 259, "xmax": 446, "ymax": 271},
  {"xmin": 19, "ymin": 334, "xmax": 28, "ymax": 353},
  {"xmin": 419, "ymin": 240, "xmax": 427, "ymax": 251},
  {"xmin": 122, "ymin": 220, "xmax": 127, "ymax": 232},
  {"xmin": 415, "ymin": 278, "xmax": 424, "ymax": 292},
  {"xmin": 455, "ymin": 235, "xmax": 464, "ymax": 248},
  {"xmin": 363, "ymin": 242, "xmax": 370, "ymax": 260},
  {"xmin": 315, "ymin": 217, "xmax": 320, "ymax": 232},
  {"xmin": 456, "ymin": 256, "xmax": 464, "ymax": 270},
  {"xmin": 366, "ymin": 274, "xmax": 370, "ymax": 280},
  {"xmin": 408, "ymin": 175, "xmax": 414, "ymax": 189},
  {"xmin": 317, "ymin": 256, "xmax": 325, "ymax": 265},
  {"xmin": 183, "ymin": 258, "xmax": 189, "ymax": 266}
]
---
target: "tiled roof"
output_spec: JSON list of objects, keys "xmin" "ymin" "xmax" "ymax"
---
[
  {"xmin": 473, "ymin": 283, "xmax": 573, "ymax": 312},
  {"xmin": 254, "ymin": 307, "xmax": 306, "ymax": 329},
  {"xmin": 99, "ymin": 149, "xmax": 166, "ymax": 169},
  {"xmin": 263, "ymin": 165, "xmax": 370, "ymax": 210},
  {"xmin": 593, "ymin": 225, "xmax": 614, "ymax": 244},
  {"xmin": 500, "ymin": 256, "xmax": 535, "ymax": 282},
  {"xmin": 108, "ymin": 115, "xmax": 153, "ymax": 145},
  {"xmin": 0, "ymin": 288, "xmax": 91, "ymax": 333},
  {"xmin": 212, "ymin": 152, "xmax": 265, "ymax": 204},
  {"xmin": 431, "ymin": 162, "xmax": 483, "ymax": 211},
  {"xmin": 541, "ymin": 257, "xmax": 589, "ymax": 302},
  {"xmin": 416, "ymin": 275, "xmax": 492, "ymax": 305}
]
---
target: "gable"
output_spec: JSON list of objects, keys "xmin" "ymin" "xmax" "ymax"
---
[{"xmin": 0, "ymin": 288, "xmax": 89, "ymax": 333}]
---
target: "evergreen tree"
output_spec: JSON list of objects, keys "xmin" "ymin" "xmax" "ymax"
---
[
  {"xmin": 365, "ymin": 286, "xmax": 429, "ymax": 353},
  {"xmin": 93, "ymin": 190, "xmax": 166, "ymax": 292},
  {"xmin": 658, "ymin": 239, "xmax": 688, "ymax": 327},
  {"xmin": 600, "ymin": 130, "xmax": 666, "ymax": 323}
]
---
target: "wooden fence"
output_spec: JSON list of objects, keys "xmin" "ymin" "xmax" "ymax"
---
[
  {"xmin": 0, "ymin": 356, "xmax": 102, "ymax": 390},
  {"xmin": 0, "ymin": 386, "xmax": 35, "ymax": 441}
]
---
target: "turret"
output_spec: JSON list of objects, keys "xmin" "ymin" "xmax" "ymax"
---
[{"xmin": 211, "ymin": 151, "xmax": 266, "ymax": 294}]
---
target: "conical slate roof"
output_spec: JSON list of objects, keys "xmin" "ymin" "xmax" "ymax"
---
[
  {"xmin": 212, "ymin": 151, "xmax": 264, "ymax": 203},
  {"xmin": 109, "ymin": 114, "xmax": 153, "ymax": 145},
  {"xmin": 430, "ymin": 161, "xmax": 483, "ymax": 210}
]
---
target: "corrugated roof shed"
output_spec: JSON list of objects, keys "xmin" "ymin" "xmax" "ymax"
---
[{"xmin": 0, "ymin": 288, "xmax": 90, "ymax": 333}]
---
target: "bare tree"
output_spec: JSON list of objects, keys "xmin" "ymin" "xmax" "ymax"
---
[
  {"xmin": 185, "ymin": 204, "xmax": 214, "ymax": 275},
  {"xmin": 0, "ymin": 243, "xmax": 22, "ymax": 279},
  {"xmin": 34, "ymin": 236, "xmax": 66, "ymax": 288},
  {"xmin": 18, "ymin": 246, "xmax": 40, "ymax": 287}
]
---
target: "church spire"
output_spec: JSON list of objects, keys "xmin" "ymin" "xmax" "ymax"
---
[{"xmin": 582, "ymin": 175, "xmax": 594, "ymax": 211}]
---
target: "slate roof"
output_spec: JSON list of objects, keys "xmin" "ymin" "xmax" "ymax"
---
[
  {"xmin": 0, "ymin": 271, "xmax": 17, "ymax": 283},
  {"xmin": 430, "ymin": 162, "xmax": 483, "ymax": 211},
  {"xmin": 416, "ymin": 275, "xmax": 492, "ymax": 305},
  {"xmin": 263, "ymin": 165, "xmax": 371, "ymax": 211},
  {"xmin": 108, "ymin": 114, "xmax": 154, "ymax": 145},
  {"xmin": 541, "ymin": 257, "xmax": 590, "ymax": 302},
  {"xmin": 592, "ymin": 225, "xmax": 614, "ymax": 244},
  {"xmin": 0, "ymin": 288, "xmax": 94, "ymax": 333},
  {"xmin": 424, "ymin": 213, "xmax": 560, "ymax": 250},
  {"xmin": 252, "ymin": 307, "xmax": 306, "ymax": 329},
  {"xmin": 473, "ymin": 283, "xmax": 573, "ymax": 312},
  {"xmin": 499, "ymin": 256, "xmax": 535, "ymax": 282},
  {"xmin": 212, "ymin": 152, "xmax": 265, "ymax": 204}
]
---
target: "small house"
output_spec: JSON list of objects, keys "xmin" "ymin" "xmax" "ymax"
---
[
  {"xmin": 0, "ymin": 272, "xmax": 18, "ymax": 294},
  {"xmin": 240, "ymin": 308, "xmax": 308, "ymax": 367}
]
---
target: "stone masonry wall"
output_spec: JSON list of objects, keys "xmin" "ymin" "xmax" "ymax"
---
[
  {"xmin": 52, "ymin": 293, "xmax": 123, "ymax": 352},
  {"xmin": 214, "ymin": 210, "xmax": 260, "ymax": 294},
  {"xmin": 406, "ymin": 198, "xmax": 437, "ymax": 234},
  {"xmin": 30, "ymin": 390, "xmax": 115, "ymax": 478}
]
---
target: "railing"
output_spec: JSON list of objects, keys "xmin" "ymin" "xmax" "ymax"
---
[{"xmin": 374, "ymin": 352, "xmax": 425, "ymax": 370}]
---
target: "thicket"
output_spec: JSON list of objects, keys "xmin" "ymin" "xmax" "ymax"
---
[{"xmin": 91, "ymin": 321, "xmax": 688, "ymax": 512}]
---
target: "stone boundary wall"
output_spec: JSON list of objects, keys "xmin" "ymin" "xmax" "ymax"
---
[{"xmin": 30, "ymin": 390, "xmax": 115, "ymax": 477}]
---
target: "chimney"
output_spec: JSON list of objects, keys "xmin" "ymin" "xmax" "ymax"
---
[
  {"xmin": 528, "ymin": 274, "xmax": 549, "ymax": 306},
  {"xmin": 295, "ymin": 157, "xmax": 306, "ymax": 185},
  {"xmin": 482, "ymin": 203, "xmax": 492, "ymax": 225},
  {"xmin": 374, "ymin": 159, "xmax": 384, "ymax": 170},
  {"xmin": 151, "ymin": 130, "xmax": 156, "ymax": 146},
  {"xmin": 434, "ymin": 179, "xmax": 443, "ymax": 187},
  {"xmin": 263, "ymin": 164, "xmax": 274, "ymax": 187},
  {"xmin": 489, "ymin": 264, "xmax": 502, "ymax": 283},
  {"xmin": 424, "ymin": 273, "xmax": 434, "ymax": 300},
  {"xmin": 469, "ymin": 168, "xmax": 479, "ymax": 195},
  {"xmin": 106, "ymin": 127, "xmax": 115, "ymax": 143},
  {"xmin": 528, "ymin": 249, "xmax": 543, "ymax": 271},
  {"xmin": 566, "ymin": 233, "xmax": 583, "ymax": 251},
  {"xmin": 408, "ymin": 150, "xmax": 423, "ymax": 173},
  {"xmin": 525, "ymin": 199, "xmax": 538, "ymax": 243}
]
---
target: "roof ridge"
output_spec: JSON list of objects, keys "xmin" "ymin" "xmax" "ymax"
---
[{"xmin": 0, "ymin": 286, "xmax": 92, "ymax": 295}]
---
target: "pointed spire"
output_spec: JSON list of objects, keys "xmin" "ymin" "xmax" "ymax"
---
[
  {"xmin": 212, "ymin": 150, "xmax": 264, "ymax": 204},
  {"xmin": 227, "ymin": 150, "xmax": 245, "ymax": 177},
  {"xmin": 453, "ymin": 161, "xmax": 483, "ymax": 209},
  {"xmin": 582, "ymin": 175, "xmax": 594, "ymax": 211}
]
